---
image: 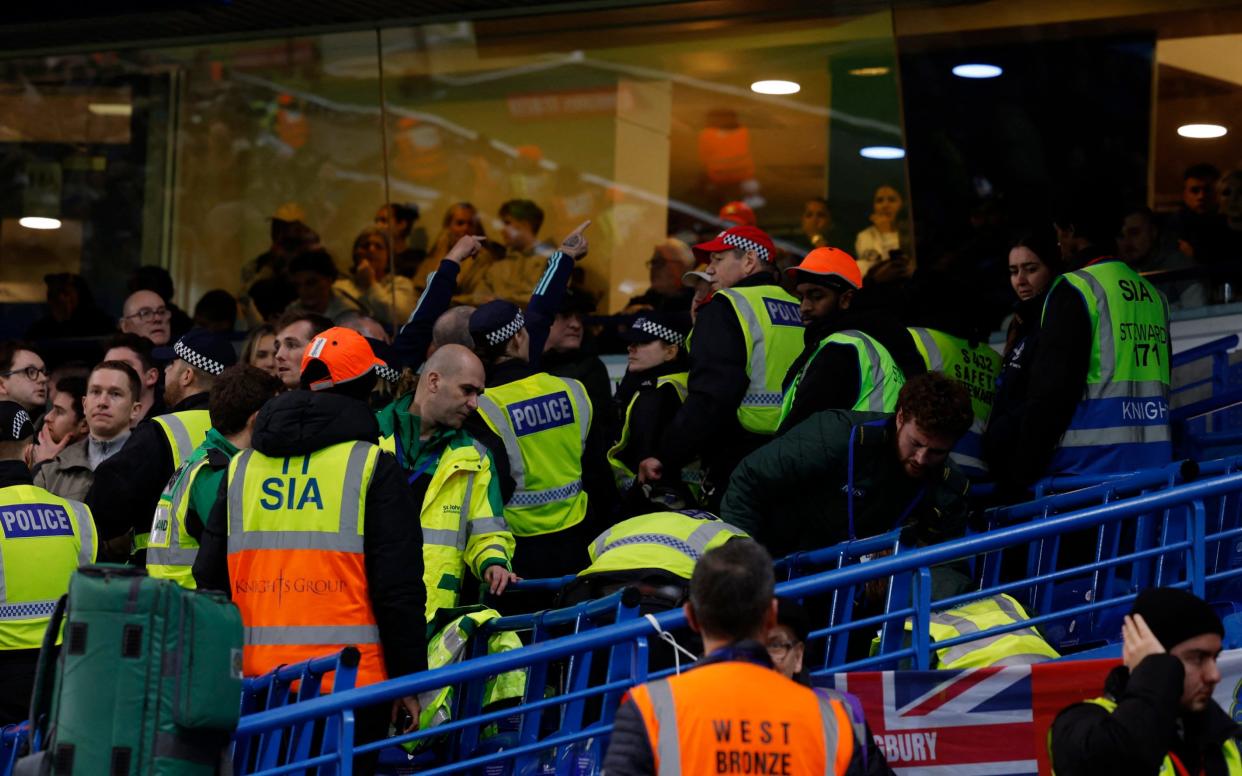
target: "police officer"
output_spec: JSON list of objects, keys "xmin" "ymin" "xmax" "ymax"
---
[
  {"xmin": 608, "ymin": 313, "xmax": 694, "ymax": 511},
  {"xmin": 146, "ymin": 365, "xmax": 281, "ymax": 588},
  {"xmin": 995, "ymin": 208, "xmax": 1171, "ymax": 491},
  {"xmin": 0, "ymin": 401, "xmax": 96, "ymax": 724},
  {"xmin": 902, "ymin": 593, "xmax": 1059, "ymax": 670},
  {"xmin": 779, "ymin": 247, "xmax": 909, "ymax": 434},
  {"xmin": 905, "ymin": 325, "xmax": 1001, "ymax": 478},
  {"xmin": 468, "ymin": 299, "xmax": 614, "ymax": 581},
  {"xmin": 87, "ymin": 328, "xmax": 236, "ymax": 562},
  {"xmin": 603, "ymin": 540, "xmax": 868, "ymax": 776},
  {"xmin": 375, "ymin": 344, "xmax": 518, "ymax": 620},
  {"xmin": 638, "ymin": 225, "xmax": 805, "ymax": 508},
  {"xmin": 193, "ymin": 326, "xmax": 427, "ymax": 762},
  {"xmin": 1051, "ymin": 588, "xmax": 1239, "ymax": 775}
]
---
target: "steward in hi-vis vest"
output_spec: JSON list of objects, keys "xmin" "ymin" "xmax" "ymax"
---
[
  {"xmin": 0, "ymin": 402, "xmax": 97, "ymax": 724},
  {"xmin": 193, "ymin": 328, "xmax": 427, "ymax": 752},
  {"xmin": 87, "ymin": 328, "xmax": 236, "ymax": 563},
  {"xmin": 906, "ymin": 326, "xmax": 1001, "ymax": 478},
  {"xmin": 608, "ymin": 313, "xmax": 700, "ymax": 512},
  {"xmin": 147, "ymin": 365, "xmax": 281, "ymax": 588},
  {"xmin": 467, "ymin": 300, "xmax": 615, "ymax": 581},
  {"xmin": 604, "ymin": 540, "xmax": 868, "ymax": 776},
  {"xmin": 780, "ymin": 246, "xmax": 915, "ymax": 435},
  {"xmin": 638, "ymin": 226, "xmax": 804, "ymax": 510}
]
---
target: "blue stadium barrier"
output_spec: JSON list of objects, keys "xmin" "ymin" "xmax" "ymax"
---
[
  {"xmin": 1172, "ymin": 334, "xmax": 1242, "ymax": 459},
  {"xmin": 0, "ymin": 722, "xmax": 29, "ymax": 776},
  {"xmin": 229, "ymin": 467, "xmax": 1242, "ymax": 775}
]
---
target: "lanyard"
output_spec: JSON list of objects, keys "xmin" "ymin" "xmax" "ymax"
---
[
  {"xmin": 846, "ymin": 420, "xmax": 926, "ymax": 541},
  {"xmin": 394, "ymin": 429, "xmax": 444, "ymax": 485}
]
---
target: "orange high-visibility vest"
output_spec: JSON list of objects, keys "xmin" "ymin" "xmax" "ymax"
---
[
  {"xmin": 697, "ymin": 126, "xmax": 755, "ymax": 185},
  {"xmin": 225, "ymin": 441, "xmax": 386, "ymax": 687},
  {"xmin": 627, "ymin": 660, "xmax": 857, "ymax": 775}
]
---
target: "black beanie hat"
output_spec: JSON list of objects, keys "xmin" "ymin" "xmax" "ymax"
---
[{"xmin": 1130, "ymin": 587, "xmax": 1224, "ymax": 650}]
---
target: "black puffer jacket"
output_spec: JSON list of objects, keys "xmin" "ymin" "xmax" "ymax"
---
[{"xmin": 192, "ymin": 390, "xmax": 428, "ymax": 678}]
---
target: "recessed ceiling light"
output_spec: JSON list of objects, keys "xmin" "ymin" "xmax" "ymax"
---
[
  {"xmin": 849, "ymin": 67, "xmax": 890, "ymax": 77},
  {"xmin": 88, "ymin": 103, "xmax": 133, "ymax": 117},
  {"xmin": 1178, "ymin": 123, "xmax": 1227, "ymax": 139},
  {"xmin": 952, "ymin": 63, "xmax": 1003, "ymax": 79},
  {"xmin": 19, "ymin": 217, "xmax": 61, "ymax": 230},
  {"xmin": 750, "ymin": 80, "xmax": 800, "ymax": 95},
  {"xmin": 860, "ymin": 146, "xmax": 905, "ymax": 160}
]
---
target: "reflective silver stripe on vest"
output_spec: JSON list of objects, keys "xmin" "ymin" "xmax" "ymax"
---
[
  {"xmin": 839, "ymin": 330, "xmax": 889, "ymax": 412},
  {"xmin": 562, "ymin": 378, "xmax": 593, "ymax": 447},
  {"xmin": 460, "ymin": 472, "xmax": 475, "ymax": 544},
  {"xmin": 150, "ymin": 459, "xmax": 205, "ymax": 566},
  {"xmin": 909, "ymin": 327, "xmax": 943, "ymax": 371},
  {"xmin": 244, "ymin": 624, "xmax": 380, "ymax": 646},
  {"xmin": 931, "ymin": 596, "xmax": 1046, "ymax": 667},
  {"xmin": 469, "ymin": 517, "xmax": 510, "ymax": 536},
  {"xmin": 1060, "ymin": 425, "xmax": 1172, "ymax": 448},
  {"xmin": 720, "ymin": 289, "xmax": 768, "ymax": 401},
  {"xmin": 423, "ymin": 528, "xmax": 462, "ymax": 549},
  {"xmin": 813, "ymin": 692, "xmax": 843, "ymax": 775},
  {"xmin": 989, "ymin": 653, "xmax": 1057, "ymax": 666},
  {"xmin": 227, "ymin": 442, "xmax": 371, "ymax": 553},
  {"xmin": 647, "ymin": 679, "xmax": 682, "ymax": 776},
  {"xmin": 816, "ymin": 688, "xmax": 865, "ymax": 765},
  {"xmin": 1074, "ymin": 269, "xmax": 1117, "ymax": 385},
  {"xmin": 0, "ymin": 599, "xmax": 59, "ymax": 621},
  {"xmin": 67, "ymin": 499, "xmax": 94, "ymax": 567},
  {"xmin": 595, "ymin": 522, "xmax": 742, "ymax": 562},
  {"xmin": 159, "ymin": 414, "xmax": 194, "ymax": 465},
  {"xmin": 476, "ymin": 395, "xmax": 526, "ymax": 491},
  {"xmin": 146, "ymin": 547, "xmax": 199, "ymax": 566},
  {"xmin": 509, "ymin": 479, "xmax": 582, "ymax": 507}
]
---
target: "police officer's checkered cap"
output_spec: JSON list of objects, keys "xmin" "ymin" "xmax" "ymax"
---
[
  {"xmin": 632, "ymin": 317, "xmax": 684, "ymax": 345},
  {"xmin": 11, "ymin": 409, "xmax": 30, "ymax": 441},
  {"xmin": 484, "ymin": 310, "xmax": 525, "ymax": 346},
  {"xmin": 376, "ymin": 364, "xmax": 401, "ymax": 385},
  {"xmin": 720, "ymin": 231, "xmax": 770, "ymax": 263},
  {"xmin": 173, "ymin": 339, "xmax": 226, "ymax": 376}
]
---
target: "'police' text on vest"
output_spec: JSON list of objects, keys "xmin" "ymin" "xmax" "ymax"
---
[
  {"xmin": 1, "ymin": 504, "xmax": 73, "ymax": 538},
  {"xmin": 508, "ymin": 391, "xmax": 575, "ymax": 436},
  {"xmin": 763, "ymin": 298, "xmax": 802, "ymax": 327}
]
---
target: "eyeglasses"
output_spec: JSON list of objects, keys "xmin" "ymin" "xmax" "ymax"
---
[
  {"xmin": 765, "ymin": 640, "xmax": 797, "ymax": 659},
  {"xmin": 1, "ymin": 366, "xmax": 49, "ymax": 381},
  {"xmin": 124, "ymin": 306, "xmax": 169, "ymax": 322}
]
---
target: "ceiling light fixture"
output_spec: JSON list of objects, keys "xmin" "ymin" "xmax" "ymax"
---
[
  {"xmin": 750, "ymin": 80, "xmax": 801, "ymax": 95},
  {"xmin": 952, "ymin": 63, "xmax": 1003, "ymax": 79},
  {"xmin": 849, "ymin": 67, "xmax": 890, "ymax": 77},
  {"xmin": 19, "ymin": 216, "xmax": 62, "ymax": 230},
  {"xmin": 88, "ymin": 103, "xmax": 133, "ymax": 117},
  {"xmin": 1178, "ymin": 123, "xmax": 1227, "ymax": 139},
  {"xmin": 860, "ymin": 146, "xmax": 905, "ymax": 160}
]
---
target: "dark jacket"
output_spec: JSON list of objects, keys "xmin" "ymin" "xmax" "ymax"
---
[
  {"xmin": 655, "ymin": 273, "xmax": 776, "ymax": 484},
  {"xmin": 778, "ymin": 311, "xmax": 925, "ymax": 435},
  {"xmin": 720, "ymin": 411, "xmax": 970, "ymax": 557},
  {"xmin": 192, "ymin": 391, "xmax": 428, "ymax": 679},
  {"xmin": 544, "ymin": 347, "xmax": 616, "ymax": 445},
  {"xmin": 86, "ymin": 391, "xmax": 211, "ymax": 558},
  {"xmin": 1051, "ymin": 655, "xmax": 1242, "ymax": 776},
  {"xmin": 391, "ymin": 259, "xmax": 460, "ymax": 372},
  {"xmin": 613, "ymin": 360, "xmax": 687, "ymax": 475},
  {"xmin": 983, "ymin": 291, "xmax": 1047, "ymax": 490}
]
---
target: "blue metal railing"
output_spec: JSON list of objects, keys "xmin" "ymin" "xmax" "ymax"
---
[{"xmin": 230, "ymin": 467, "xmax": 1242, "ymax": 775}]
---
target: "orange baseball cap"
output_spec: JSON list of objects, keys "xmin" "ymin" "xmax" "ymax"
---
[
  {"xmin": 300, "ymin": 327, "xmax": 385, "ymax": 391},
  {"xmin": 786, "ymin": 246, "xmax": 863, "ymax": 290}
]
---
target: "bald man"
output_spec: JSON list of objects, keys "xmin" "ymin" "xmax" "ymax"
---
[
  {"xmin": 119, "ymin": 290, "xmax": 172, "ymax": 346},
  {"xmin": 376, "ymin": 344, "xmax": 518, "ymax": 621},
  {"xmin": 431, "ymin": 306, "xmax": 476, "ymax": 353}
]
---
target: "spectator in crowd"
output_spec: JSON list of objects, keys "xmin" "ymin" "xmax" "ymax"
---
[
  {"xmin": 375, "ymin": 202, "xmax": 426, "ymax": 279},
  {"xmin": 1116, "ymin": 207, "xmax": 1205, "ymax": 309},
  {"xmin": 337, "ymin": 310, "xmax": 391, "ymax": 344},
  {"xmin": 241, "ymin": 324, "xmax": 278, "ymax": 377},
  {"xmin": 721, "ymin": 373, "xmax": 973, "ymax": 557},
  {"xmin": 0, "ymin": 401, "xmax": 95, "ymax": 726},
  {"xmin": 194, "ymin": 327, "xmax": 428, "ymax": 767},
  {"xmin": 719, "ymin": 200, "xmax": 757, "ymax": 227},
  {"xmin": 431, "ymin": 307, "xmax": 476, "ymax": 351},
  {"xmin": 767, "ymin": 599, "xmax": 810, "ymax": 683},
  {"xmin": 118, "ymin": 289, "xmax": 173, "ymax": 347},
  {"xmin": 799, "ymin": 196, "xmax": 833, "ymax": 251},
  {"xmin": 778, "ymin": 247, "xmax": 908, "ymax": 435},
  {"xmin": 246, "ymin": 276, "xmax": 299, "ymax": 323},
  {"xmin": 104, "ymin": 333, "xmax": 164, "ymax": 423},
  {"xmin": 0, "ymin": 342, "xmax": 49, "ymax": 417},
  {"xmin": 1164, "ymin": 163, "xmax": 1224, "ymax": 263},
  {"xmin": 682, "ymin": 263, "xmax": 715, "ymax": 323},
  {"xmin": 272, "ymin": 311, "xmax": 333, "ymax": 390},
  {"xmin": 286, "ymin": 249, "xmax": 363, "ymax": 320},
  {"xmin": 239, "ymin": 205, "xmax": 319, "ymax": 299},
  {"xmin": 147, "ymin": 364, "xmax": 281, "ymax": 589},
  {"xmin": 542, "ymin": 287, "xmax": 615, "ymax": 443},
  {"xmin": 35, "ymin": 361, "xmax": 141, "ymax": 502},
  {"xmin": 855, "ymin": 184, "xmax": 912, "ymax": 279},
  {"xmin": 1050, "ymin": 588, "xmax": 1236, "ymax": 776},
  {"xmin": 603, "ymin": 540, "xmax": 869, "ymax": 776},
  {"xmin": 464, "ymin": 199, "xmax": 552, "ymax": 305},
  {"xmin": 87, "ymin": 329, "xmax": 236, "ymax": 562},
  {"xmin": 25, "ymin": 272, "xmax": 114, "ymax": 341},
  {"xmin": 625, "ymin": 239, "xmax": 695, "ymax": 314},
  {"xmin": 28, "ymin": 376, "xmax": 87, "ymax": 470},
  {"xmin": 995, "ymin": 206, "xmax": 1171, "ymax": 492},
  {"xmin": 335, "ymin": 226, "xmax": 416, "ymax": 327},
  {"xmin": 128, "ymin": 265, "xmax": 193, "ymax": 340},
  {"xmin": 375, "ymin": 344, "xmax": 517, "ymax": 620},
  {"xmin": 192, "ymin": 289, "xmax": 238, "ymax": 333},
  {"xmin": 419, "ymin": 202, "xmax": 500, "ymax": 294},
  {"xmin": 608, "ymin": 313, "xmax": 694, "ymax": 511},
  {"xmin": 388, "ymin": 235, "xmax": 486, "ymax": 373},
  {"xmin": 637, "ymin": 226, "xmax": 804, "ymax": 510}
]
